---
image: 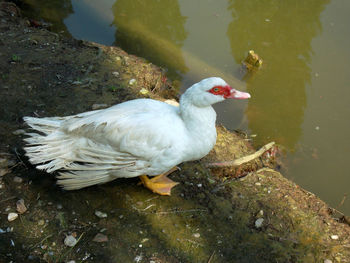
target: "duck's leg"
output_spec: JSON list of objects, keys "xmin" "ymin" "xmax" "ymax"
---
[{"xmin": 139, "ymin": 167, "xmax": 179, "ymax": 196}]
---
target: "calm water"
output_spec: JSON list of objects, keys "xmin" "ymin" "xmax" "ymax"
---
[{"xmin": 22, "ymin": 0, "xmax": 350, "ymax": 214}]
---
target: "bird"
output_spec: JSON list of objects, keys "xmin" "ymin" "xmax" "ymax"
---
[{"xmin": 23, "ymin": 77, "xmax": 250, "ymax": 195}]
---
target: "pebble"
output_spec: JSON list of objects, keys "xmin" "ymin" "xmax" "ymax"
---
[
  {"xmin": 16, "ymin": 199, "xmax": 27, "ymax": 214},
  {"xmin": 134, "ymin": 255, "xmax": 143, "ymax": 262},
  {"xmin": 193, "ymin": 233, "xmax": 200, "ymax": 238},
  {"xmin": 57, "ymin": 204, "xmax": 63, "ymax": 210},
  {"xmin": 112, "ymin": 71, "xmax": 119, "ymax": 77},
  {"xmin": 38, "ymin": 219, "xmax": 45, "ymax": 226},
  {"xmin": 92, "ymin": 103, "xmax": 108, "ymax": 110},
  {"xmin": 92, "ymin": 233, "xmax": 108, "ymax": 243},
  {"xmin": 139, "ymin": 88, "xmax": 149, "ymax": 95},
  {"xmin": 330, "ymin": 235, "xmax": 339, "ymax": 240},
  {"xmin": 8, "ymin": 212, "xmax": 18, "ymax": 222},
  {"xmin": 13, "ymin": 176, "xmax": 23, "ymax": 183},
  {"xmin": 64, "ymin": 235, "xmax": 77, "ymax": 247},
  {"xmin": 95, "ymin": 210, "xmax": 107, "ymax": 218},
  {"xmin": 255, "ymin": 182, "xmax": 261, "ymax": 186},
  {"xmin": 129, "ymin": 79, "xmax": 136, "ymax": 85},
  {"xmin": 324, "ymin": 259, "xmax": 332, "ymax": 263},
  {"xmin": 255, "ymin": 218, "xmax": 264, "ymax": 228}
]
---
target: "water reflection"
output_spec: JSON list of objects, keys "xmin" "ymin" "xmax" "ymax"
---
[
  {"xmin": 112, "ymin": 0, "xmax": 188, "ymax": 80},
  {"xmin": 227, "ymin": 0, "xmax": 329, "ymax": 150},
  {"xmin": 20, "ymin": 0, "xmax": 73, "ymax": 34}
]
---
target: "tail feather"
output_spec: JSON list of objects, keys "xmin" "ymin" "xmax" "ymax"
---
[
  {"xmin": 57, "ymin": 170, "xmax": 114, "ymax": 190},
  {"xmin": 23, "ymin": 115, "xmax": 141, "ymax": 190}
]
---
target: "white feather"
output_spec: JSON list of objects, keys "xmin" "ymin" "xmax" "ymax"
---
[{"xmin": 23, "ymin": 77, "xmax": 248, "ymax": 190}]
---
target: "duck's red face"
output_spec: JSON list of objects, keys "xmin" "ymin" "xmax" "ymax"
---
[{"xmin": 208, "ymin": 85, "xmax": 251, "ymax": 99}]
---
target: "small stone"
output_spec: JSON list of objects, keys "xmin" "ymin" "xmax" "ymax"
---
[
  {"xmin": 13, "ymin": 176, "xmax": 23, "ymax": 183},
  {"xmin": 92, "ymin": 103, "xmax": 108, "ymax": 110},
  {"xmin": 193, "ymin": 233, "xmax": 200, "ymax": 238},
  {"xmin": 129, "ymin": 78, "xmax": 136, "ymax": 85},
  {"xmin": 315, "ymin": 126, "xmax": 320, "ymax": 130},
  {"xmin": 8, "ymin": 212, "xmax": 18, "ymax": 222},
  {"xmin": 134, "ymin": 255, "xmax": 143, "ymax": 262},
  {"xmin": 112, "ymin": 71, "xmax": 119, "ymax": 77},
  {"xmin": 139, "ymin": 88, "xmax": 149, "ymax": 95},
  {"xmin": 330, "ymin": 235, "xmax": 339, "ymax": 240},
  {"xmin": 95, "ymin": 210, "xmax": 107, "ymax": 218},
  {"xmin": 92, "ymin": 233, "xmax": 108, "ymax": 243},
  {"xmin": 57, "ymin": 204, "xmax": 63, "ymax": 210},
  {"xmin": 16, "ymin": 199, "xmax": 27, "ymax": 214},
  {"xmin": 255, "ymin": 182, "xmax": 261, "ymax": 186},
  {"xmin": 38, "ymin": 219, "xmax": 45, "ymax": 226},
  {"xmin": 64, "ymin": 235, "xmax": 77, "ymax": 247},
  {"xmin": 197, "ymin": 183, "xmax": 202, "ymax": 188},
  {"xmin": 255, "ymin": 218, "xmax": 264, "ymax": 228},
  {"xmin": 324, "ymin": 259, "xmax": 332, "ymax": 263},
  {"xmin": 67, "ymin": 261, "xmax": 76, "ymax": 263}
]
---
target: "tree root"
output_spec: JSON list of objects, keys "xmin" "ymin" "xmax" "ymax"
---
[{"xmin": 206, "ymin": 142, "xmax": 275, "ymax": 168}]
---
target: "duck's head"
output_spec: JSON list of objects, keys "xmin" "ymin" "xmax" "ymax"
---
[{"xmin": 183, "ymin": 77, "xmax": 251, "ymax": 107}]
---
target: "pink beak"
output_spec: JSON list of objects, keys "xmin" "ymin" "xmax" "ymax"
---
[{"xmin": 226, "ymin": 88, "xmax": 251, "ymax": 99}]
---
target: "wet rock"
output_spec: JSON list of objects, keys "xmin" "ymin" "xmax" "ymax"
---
[
  {"xmin": 16, "ymin": 199, "xmax": 27, "ymax": 214},
  {"xmin": 8, "ymin": 212, "xmax": 18, "ymax": 222},
  {"xmin": 64, "ymin": 235, "xmax": 77, "ymax": 247},
  {"xmin": 255, "ymin": 218, "xmax": 264, "ymax": 228},
  {"xmin": 95, "ymin": 210, "xmax": 107, "ymax": 218},
  {"xmin": 92, "ymin": 233, "xmax": 108, "ymax": 243}
]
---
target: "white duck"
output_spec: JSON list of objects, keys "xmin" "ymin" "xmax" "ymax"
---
[{"xmin": 23, "ymin": 77, "xmax": 250, "ymax": 195}]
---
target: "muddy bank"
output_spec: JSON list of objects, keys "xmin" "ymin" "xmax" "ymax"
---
[{"xmin": 0, "ymin": 2, "xmax": 350, "ymax": 262}]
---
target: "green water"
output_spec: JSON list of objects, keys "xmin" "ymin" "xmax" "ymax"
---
[{"xmin": 21, "ymin": 0, "xmax": 350, "ymax": 215}]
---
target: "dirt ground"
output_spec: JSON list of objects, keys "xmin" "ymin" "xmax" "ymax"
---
[{"xmin": 0, "ymin": 2, "xmax": 350, "ymax": 262}]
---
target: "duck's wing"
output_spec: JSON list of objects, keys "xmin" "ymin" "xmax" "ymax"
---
[{"xmin": 60, "ymin": 99, "xmax": 184, "ymax": 166}]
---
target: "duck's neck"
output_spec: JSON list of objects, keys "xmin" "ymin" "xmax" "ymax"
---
[
  {"xmin": 179, "ymin": 96, "xmax": 216, "ymax": 129},
  {"xmin": 179, "ymin": 93, "xmax": 217, "ymax": 160}
]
